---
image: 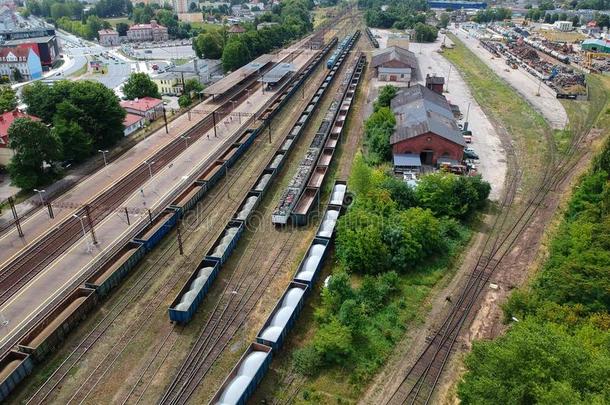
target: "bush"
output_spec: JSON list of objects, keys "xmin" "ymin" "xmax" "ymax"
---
[{"xmin": 292, "ymin": 346, "xmax": 322, "ymax": 376}]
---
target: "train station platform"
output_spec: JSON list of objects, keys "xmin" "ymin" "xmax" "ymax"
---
[{"xmin": 0, "ymin": 50, "xmax": 317, "ymax": 351}]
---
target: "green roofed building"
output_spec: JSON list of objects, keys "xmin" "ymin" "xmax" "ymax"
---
[{"xmin": 581, "ymin": 38, "xmax": 610, "ymax": 53}]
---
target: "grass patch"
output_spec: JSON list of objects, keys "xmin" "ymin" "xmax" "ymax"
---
[
  {"xmin": 104, "ymin": 17, "xmax": 132, "ymax": 27},
  {"xmin": 444, "ymin": 33, "xmax": 553, "ymax": 191},
  {"xmin": 189, "ymin": 21, "xmax": 221, "ymax": 31}
]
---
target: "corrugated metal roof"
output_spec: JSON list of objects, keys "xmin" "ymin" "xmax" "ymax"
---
[
  {"xmin": 203, "ymin": 54, "xmax": 273, "ymax": 95},
  {"xmin": 393, "ymin": 153, "xmax": 421, "ymax": 167},
  {"xmin": 390, "ymin": 84, "xmax": 465, "ymax": 147},
  {"xmin": 259, "ymin": 62, "xmax": 293, "ymax": 83},
  {"xmin": 371, "ymin": 46, "xmax": 417, "ymax": 69}
]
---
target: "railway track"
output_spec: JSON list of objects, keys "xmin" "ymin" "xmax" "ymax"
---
[
  {"xmin": 158, "ymin": 232, "xmax": 299, "ymax": 405},
  {"xmin": 384, "ymin": 102, "xmax": 592, "ymax": 405},
  {"xmin": 24, "ymin": 45, "xmax": 329, "ymax": 405},
  {"xmin": 0, "ymin": 55, "xmax": 297, "ymax": 308}
]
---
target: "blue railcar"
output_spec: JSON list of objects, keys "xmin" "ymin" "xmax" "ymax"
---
[
  {"xmin": 267, "ymin": 151, "xmax": 287, "ymax": 173},
  {"xmin": 210, "ymin": 343, "xmax": 272, "ymax": 405},
  {"xmin": 255, "ymin": 281, "xmax": 308, "ymax": 351},
  {"xmin": 168, "ymin": 258, "xmax": 221, "ymax": 324},
  {"xmin": 134, "ymin": 207, "xmax": 180, "ymax": 251},
  {"xmin": 17, "ymin": 288, "xmax": 97, "ymax": 361},
  {"xmin": 293, "ymin": 237, "xmax": 330, "ymax": 287},
  {"xmin": 198, "ymin": 160, "xmax": 227, "ymax": 191},
  {"xmin": 169, "ymin": 181, "xmax": 207, "ymax": 216},
  {"xmin": 234, "ymin": 191, "xmax": 262, "ymax": 223},
  {"xmin": 0, "ymin": 351, "xmax": 33, "ymax": 401},
  {"xmin": 85, "ymin": 241, "xmax": 146, "ymax": 297},
  {"xmin": 252, "ymin": 168, "xmax": 275, "ymax": 195},
  {"xmin": 206, "ymin": 220, "xmax": 245, "ymax": 265},
  {"xmin": 316, "ymin": 205, "xmax": 342, "ymax": 240}
]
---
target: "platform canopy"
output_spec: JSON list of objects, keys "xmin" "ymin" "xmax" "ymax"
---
[
  {"xmin": 259, "ymin": 63, "xmax": 295, "ymax": 84},
  {"xmin": 203, "ymin": 54, "xmax": 274, "ymax": 96}
]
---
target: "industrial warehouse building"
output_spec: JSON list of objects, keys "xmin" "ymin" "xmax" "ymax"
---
[
  {"xmin": 390, "ymin": 84, "xmax": 465, "ymax": 167},
  {"xmin": 371, "ymin": 45, "xmax": 417, "ymax": 82}
]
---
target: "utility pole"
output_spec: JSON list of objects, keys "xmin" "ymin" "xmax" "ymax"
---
[
  {"xmin": 177, "ymin": 221, "xmax": 184, "ymax": 255},
  {"xmin": 9, "ymin": 197, "xmax": 23, "ymax": 237},
  {"xmin": 162, "ymin": 107, "xmax": 168, "ymax": 134},
  {"xmin": 212, "ymin": 111, "xmax": 218, "ymax": 138},
  {"xmin": 84, "ymin": 205, "xmax": 97, "ymax": 245},
  {"xmin": 446, "ymin": 65, "xmax": 452, "ymax": 93}
]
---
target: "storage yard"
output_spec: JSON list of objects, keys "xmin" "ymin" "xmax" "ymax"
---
[{"xmin": 0, "ymin": 10, "xmax": 370, "ymax": 403}]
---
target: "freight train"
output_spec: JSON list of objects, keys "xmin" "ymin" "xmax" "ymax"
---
[{"xmin": 327, "ymin": 35, "xmax": 353, "ymax": 69}]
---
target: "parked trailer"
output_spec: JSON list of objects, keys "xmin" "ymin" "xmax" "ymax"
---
[
  {"xmin": 293, "ymin": 237, "xmax": 330, "ymax": 286},
  {"xmin": 17, "ymin": 288, "xmax": 97, "ymax": 361},
  {"xmin": 0, "ymin": 351, "xmax": 33, "ymax": 401},
  {"xmin": 206, "ymin": 220, "xmax": 245, "ymax": 265},
  {"xmin": 255, "ymin": 281, "xmax": 308, "ymax": 351},
  {"xmin": 85, "ymin": 241, "xmax": 146, "ymax": 297},
  {"xmin": 168, "ymin": 258, "xmax": 221, "ymax": 324},
  {"xmin": 209, "ymin": 343, "xmax": 272, "ymax": 405},
  {"xmin": 133, "ymin": 207, "xmax": 180, "ymax": 251}
]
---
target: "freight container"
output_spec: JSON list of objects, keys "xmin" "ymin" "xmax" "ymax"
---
[
  {"xmin": 85, "ymin": 241, "xmax": 146, "ymax": 296},
  {"xmin": 255, "ymin": 281, "xmax": 308, "ymax": 351},
  {"xmin": 168, "ymin": 258, "xmax": 221, "ymax": 324},
  {"xmin": 209, "ymin": 343, "xmax": 272, "ymax": 405},
  {"xmin": 206, "ymin": 220, "xmax": 244, "ymax": 265},
  {"xmin": 253, "ymin": 169, "xmax": 275, "ymax": 194},
  {"xmin": 292, "ymin": 187, "xmax": 320, "ymax": 226},
  {"xmin": 169, "ymin": 181, "xmax": 207, "ymax": 215},
  {"xmin": 293, "ymin": 237, "xmax": 330, "ymax": 286},
  {"xmin": 17, "ymin": 288, "xmax": 97, "ymax": 361},
  {"xmin": 199, "ymin": 160, "xmax": 227, "ymax": 190},
  {"xmin": 0, "ymin": 351, "xmax": 33, "ymax": 401},
  {"xmin": 316, "ymin": 206, "xmax": 341, "ymax": 239},
  {"xmin": 134, "ymin": 207, "xmax": 180, "ymax": 251},
  {"xmin": 234, "ymin": 191, "xmax": 262, "ymax": 222}
]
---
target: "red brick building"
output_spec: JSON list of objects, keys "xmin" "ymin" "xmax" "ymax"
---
[{"xmin": 390, "ymin": 85, "xmax": 464, "ymax": 166}]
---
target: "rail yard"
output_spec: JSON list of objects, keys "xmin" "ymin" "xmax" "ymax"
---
[{"xmin": 0, "ymin": 3, "xmax": 607, "ymax": 404}]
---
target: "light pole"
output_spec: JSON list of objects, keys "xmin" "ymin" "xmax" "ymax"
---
[
  {"xmin": 446, "ymin": 65, "xmax": 452, "ymax": 93},
  {"xmin": 73, "ymin": 213, "xmax": 91, "ymax": 252},
  {"xmin": 33, "ymin": 188, "xmax": 46, "ymax": 205},
  {"xmin": 98, "ymin": 149, "xmax": 109, "ymax": 176},
  {"xmin": 144, "ymin": 160, "xmax": 154, "ymax": 181}
]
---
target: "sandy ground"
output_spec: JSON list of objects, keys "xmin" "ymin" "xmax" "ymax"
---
[
  {"xmin": 450, "ymin": 27, "xmax": 568, "ymax": 130},
  {"xmin": 369, "ymin": 28, "xmax": 507, "ymax": 201}
]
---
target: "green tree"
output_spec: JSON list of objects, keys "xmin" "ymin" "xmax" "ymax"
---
[
  {"xmin": 458, "ymin": 319, "xmax": 610, "ymax": 404},
  {"xmin": 222, "ymin": 39, "xmax": 251, "ymax": 71},
  {"xmin": 178, "ymin": 94, "xmax": 191, "ymax": 108},
  {"xmin": 414, "ymin": 22, "xmax": 437, "ymax": 42},
  {"xmin": 184, "ymin": 78, "xmax": 203, "ymax": 94},
  {"xmin": 116, "ymin": 22, "xmax": 129, "ymax": 36},
  {"xmin": 8, "ymin": 118, "xmax": 62, "ymax": 189},
  {"xmin": 438, "ymin": 12, "xmax": 450, "ymax": 28},
  {"xmin": 122, "ymin": 72, "xmax": 161, "ymax": 100},
  {"xmin": 194, "ymin": 31, "xmax": 224, "ymax": 59},
  {"xmin": 52, "ymin": 117, "xmax": 93, "ymax": 163},
  {"xmin": 349, "ymin": 153, "xmax": 373, "ymax": 196},
  {"xmin": 0, "ymin": 86, "xmax": 17, "ymax": 112},
  {"xmin": 312, "ymin": 318, "xmax": 353, "ymax": 364},
  {"xmin": 22, "ymin": 81, "xmax": 63, "ymax": 122},
  {"xmin": 375, "ymin": 84, "xmax": 397, "ymax": 110}
]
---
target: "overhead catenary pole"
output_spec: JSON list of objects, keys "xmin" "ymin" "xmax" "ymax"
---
[
  {"xmin": 162, "ymin": 107, "xmax": 168, "ymax": 134},
  {"xmin": 446, "ymin": 65, "xmax": 452, "ymax": 93},
  {"xmin": 84, "ymin": 205, "xmax": 97, "ymax": 244},
  {"xmin": 9, "ymin": 197, "xmax": 23, "ymax": 237}
]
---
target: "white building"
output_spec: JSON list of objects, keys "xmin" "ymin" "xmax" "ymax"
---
[
  {"xmin": 0, "ymin": 46, "xmax": 42, "ymax": 81},
  {"xmin": 553, "ymin": 20, "xmax": 573, "ymax": 32},
  {"xmin": 98, "ymin": 29, "xmax": 119, "ymax": 46}
]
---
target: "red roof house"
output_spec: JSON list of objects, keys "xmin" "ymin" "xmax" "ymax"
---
[
  {"xmin": 0, "ymin": 110, "xmax": 41, "ymax": 148},
  {"xmin": 120, "ymin": 97, "xmax": 164, "ymax": 121}
]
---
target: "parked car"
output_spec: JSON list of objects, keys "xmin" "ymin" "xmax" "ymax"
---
[{"xmin": 464, "ymin": 147, "xmax": 479, "ymax": 160}]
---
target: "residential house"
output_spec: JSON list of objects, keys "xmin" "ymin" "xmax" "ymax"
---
[
  {"xmin": 120, "ymin": 97, "xmax": 164, "ymax": 121},
  {"xmin": 123, "ymin": 113, "xmax": 145, "ymax": 136},
  {"xmin": 153, "ymin": 71, "xmax": 198, "ymax": 95},
  {"xmin": 0, "ymin": 46, "xmax": 42, "ymax": 81},
  {"xmin": 0, "ymin": 110, "xmax": 40, "ymax": 164}
]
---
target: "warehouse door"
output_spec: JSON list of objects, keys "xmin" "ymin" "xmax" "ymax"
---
[
  {"xmin": 389, "ymin": 75, "xmax": 397, "ymax": 81},
  {"xmin": 420, "ymin": 150, "xmax": 434, "ymax": 165}
]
